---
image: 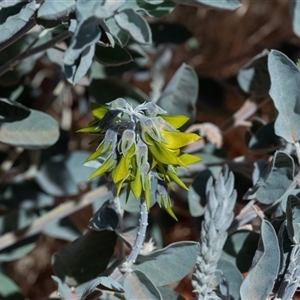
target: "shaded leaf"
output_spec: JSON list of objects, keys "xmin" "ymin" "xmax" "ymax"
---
[
  {"xmin": 157, "ymin": 63, "xmax": 198, "ymax": 127},
  {"xmin": 243, "ymin": 151, "xmax": 294, "ymax": 205},
  {"xmin": 188, "ymin": 169, "xmax": 213, "ymax": 217},
  {"xmin": 81, "ymin": 276, "xmax": 124, "ymax": 300},
  {"xmin": 124, "ymin": 270, "xmax": 162, "ymax": 300},
  {"xmin": 89, "ymin": 202, "xmax": 119, "ymax": 231},
  {"xmin": 268, "ymin": 50, "xmax": 300, "ymax": 143},
  {"xmin": 0, "ymin": 109, "xmax": 59, "ymax": 149},
  {"xmin": 217, "ymin": 260, "xmax": 243, "ymax": 300},
  {"xmin": 94, "ymin": 44, "xmax": 132, "ymax": 66},
  {"xmin": 132, "ymin": 241, "xmax": 199, "ymax": 286},
  {"xmin": 237, "ymin": 49, "xmax": 270, "ymax": 97},
  {"xmin": 240, "ymin": 220, "xmax": 280, "ymax": 300},
  {"xmin": 275, "ymin": 221, "xmax": 294, "ymax": 292},
  {"xmin": 248, "ymin": 121, "xmax": 281, "ymax": 152},
  {"xmin": 0, "ymin": 1, "xmax": 36, "ymax": 44},
  {"xmin": 286, "ymin": 195, "xmax": 300, "ymax": 244},
  {"xmin": 37, "ymin": 0, "xmax": 75, "ymax": 20},
  {"xmin": 221, "ymin": 230, "xmax": 260, "ymax": 273},
  {"xmin": 0, "ymin": 98, "xmax": 30, "ymax": 122},
  {"xmin": 52, "ymin": 230, "xmax": 117, "ymax": 286},
  {"xmin": 64, "ymin": 44, "xmax": 95, "ymax": 85},
  {"xmin": 115, "ymin": 9, "xmax": 152, "ymax": 44}
]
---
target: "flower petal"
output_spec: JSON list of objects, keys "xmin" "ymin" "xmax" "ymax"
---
[
  {"xmin": 112, "ymin": 144, "xmax": 135, "ymax": 183},
  {"xmin": 88, "ymin": 155, "xmax": 116, "ymax": 180},
  {"xmin": 161, "ymin": 130, "xmax": 200, "ymax": 149},
  {"xmin": 91, "ymin": 102, "xmax": 108, "ymax": 119},
  {"xmin": 178, "ymin": 153, "xmax": 202, "ymax": 165},
  {"xmin": 159, "ymin": 115, "xmax": 189, "ymax": 129},
  {"xmin": 145, "ymin": 133, "xmax": 180, "ymax": 166}
]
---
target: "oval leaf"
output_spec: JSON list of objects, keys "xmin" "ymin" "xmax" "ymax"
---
[
  {"xmin": 0, "ymin": 1, "xmax": 36, "ymax": 45},
  {"xmin": 268, "ymin": 50, "xmax": 300, "ymax": 143},
  {"xmin": 157, "ymin": 63, "xmax": 198, "ymax": 126},
  {"xmin": 115, "ymin": 9, "xmax": 152, "ymax": 44},
  {"xmin": 243, "ymin": 151, "xmax": 294, "ymax": 205},
  {"xmin": 0, "ymin": 109, "xmax": 59, "ymax": 149},
  {"xmin": 240, "ymin": 220, "xmax": 280, "ymax": 300},
  {"xmin": 132, "ymin": 241, "xmax": 199, "ymax": 286},
  {"xmin": 38, "ymin": 0, "xmax": 75, "ymax": 20},
  {"xmin": 52, "ymin": 230, "xmax": 117, "ymax": 286}
]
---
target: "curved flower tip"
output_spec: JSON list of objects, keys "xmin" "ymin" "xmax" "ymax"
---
[{"xmin": 79, "ymin": 99, "xmax": 201, "ymax": 214}]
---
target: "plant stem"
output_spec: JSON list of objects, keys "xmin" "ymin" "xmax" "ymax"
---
[
  {"xmin": 0, "ymin": 30, "xmax": 70, "ymax": 77},
  {"xmin": 126, "ymin": 196, "xmax": 148, "ymax": 264}
]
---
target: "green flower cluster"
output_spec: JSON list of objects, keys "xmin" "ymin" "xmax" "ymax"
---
[{"xmin": 79, "ymin": 98, "xmax": 201, "ymax": 218}]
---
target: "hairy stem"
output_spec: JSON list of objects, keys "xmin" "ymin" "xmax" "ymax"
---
[
  {"xmin": 0, "ymin": 30, "xmax": 70, "ymax": 77},
  {"xmin": 126, "ymin": 196, "xmax": 148, "ymax": 264}
]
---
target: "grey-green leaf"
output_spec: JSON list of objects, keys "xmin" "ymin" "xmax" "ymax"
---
[
  {"xmin": 240, "ymin": 220, "xmax": 280, "ymax": 300},
  {"xmin": 0, "ymin": 109, "xmax": 59, "ymax": 149},
  {"xmin": 243, "ymin": 151, "xmax": 294, "ymax": 205},
  {"xmin": 173, "ymin": 0, "xmax": 241, "ymax": 10},
  {"xmin": 64, "ymin": 44, "xmax": 95, "ymax": 85},
  {"xmin": 115, "ymin": 9, "xmax": 152, "ymax": 44},
  {"xmin": 124, "ymin": 270, "xmax": 162, "ymax": 300},
  {"xmin": 0, "ymin": 1, "xmax": 36, "ymax": 44},
  {"xmin": 37, "ymin": 0, "xmax": 75, "ymax": 20},
  {"xmin": 286, "ymin": 195, "xmax": 300, "ymax": 244},
  {"xmin": 0, "ymin": 98, "xmax": 30, "ymax": 122},
  {"xmin": 132, "ymin": 241, "xmax": 199, "ymax": 286},
  {"xmin": 157, "ymin": 63, "xmax": 198, "ymax": 126},
  {"xmin": 221, "ymin": 230, "xmax": 260, "ymax": 273},
  {"xmin": 81, "ymin": 276, "xmax": 124, "ymax": 300},
  {"xmin": 268, "ymin": 49, "xmax": 300, "ymax": 143}
]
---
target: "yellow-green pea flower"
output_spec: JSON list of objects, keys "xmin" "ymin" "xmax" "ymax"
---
[{"xmin": 79, "ymin": 98, "xmax": 201, "ymax": 218}]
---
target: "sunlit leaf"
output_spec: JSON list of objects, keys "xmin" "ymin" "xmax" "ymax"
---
[
  {"xmin": 268, "ymin": 50, "xmax": 300, "ymax": 143},
  {"xmin": 240, "ymin": 220, "xmax": 280, "ymax": 300}
]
